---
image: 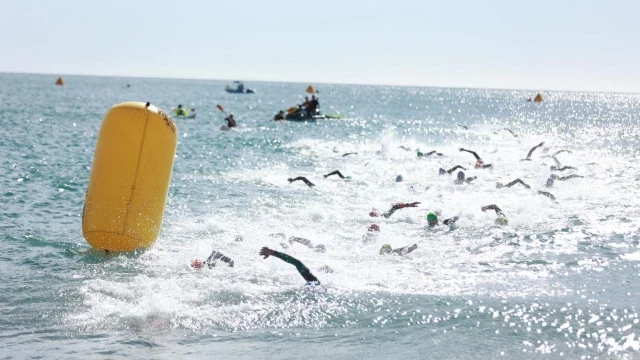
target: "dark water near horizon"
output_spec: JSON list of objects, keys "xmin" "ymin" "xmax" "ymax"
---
[{"xmin": 1, "ymin": 73, "xmax": 640, "ymax": 359}]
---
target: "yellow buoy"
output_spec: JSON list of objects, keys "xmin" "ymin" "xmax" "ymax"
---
[
  {"xmin": 55, "ymin": 77, "xmax": 64, "ymax": 86},
  {"xmin": 306, "ymin": 85, "xmax": 315, "ymax": 94},
  {"xmin": 82, "ymin": 102, "xmax": 178, "ymax": 251},
  {"xmin": 533, "ymin": 93, "xmax": 543, "ymax": 102}
]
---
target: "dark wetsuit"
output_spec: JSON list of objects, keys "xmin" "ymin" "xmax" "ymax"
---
[
  {"xmin": 445, "ymin": 165, "xmax": 466, "ymax": 174},
  {"xmin": 537, "ymin": 190, "xmax": 557, "ymax": 202},
  {"xmin": 288, "ymin": 176, "xmax": 315, "ymax": 187},
  {"xmin": 272, "ymin": 250, "xmax": 319, "ymax": 283},
  {"xmin": 460, "ymin": 148, "xmax": 493, "ymax": 168},
  {"xmin": 379, "ymin": 203, "xmax": 419, "ymax": 218},
  {"xmin": 324, "ymin": 170, "xmax": 346, "ymax": 179},
  {"xmin": 204, "ymin": 251, "xmax": 233, "ymax": 268},
  {"xmin": 482, "ymin": 204, "xmax": 505, "ymax": 217},
  {"xmin": 393, "ymin": 244, "xmax": 418, "ymax": 255},
  {"xmin": 225, "ymin": 116, "xmax": 237, "ymax": 128},
  {"xmin": 503, "ymin": 179, "xmax": 531, "ymax": 189},
  {"xmin": 455, "ymin": 176, "xmax": 477, "ymax": 184},
  {"xmin": 289, "ymin": 237, "xmax": 326, "ymax": 252},
  {"xmin": 552, "ymin": 174, "xmax": 584, "ymax": 181},
  {"xmin": 342, "ymin": 152, "xmax": 358, "ymax": 157},
  {"xmin": 521, "ymin": 142, "xmax": 545, "ymax": 161},
  {"xmin": 504, "ymin": 128, "xmax": 518, "ymax": 137}
]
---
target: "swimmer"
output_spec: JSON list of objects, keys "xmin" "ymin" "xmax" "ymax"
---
[
  {"xmin": 288, "ymin": 176, "xmax": 315, "ymax": 188},
  {"xmin": 260, "ymin": 247, "xmax": 319, "ymax": 285},
  {"xmin": 191, "ymin": 250, "xmax": 234, "ymax": 268},
  {"xmin": 439, "ymin": 165, "xmax": 467, "ymax": 175},
  {"xmin": 459, "ymin": 148, "xmax": 493, "ymax": 169},
  {"xmin": 426, "ymin": 212, "xmax": 458, "ymax": 227},
  {"xmin": 454, "ymin": 171, "xmax": 476, "ymax": 184},
  {"xmin": 520, "ymin": 141, "xmax": 545, "ymax": 161},
  {"xmin": 496, "ymin": 178, "xmax": 531, "ymax": 189},
  {"xmin": 551, "ymin": 174, "xmax": 584, "ymax": 181},
  {"xmin": 537, "ymin": 190, "xmax": 557, "ymax": 202},
  {"xmin": 342, "ymin": 152, "xmax": 358, "ymax": 157},
  {"xmin": 504, "ymin": 128, "xmax": 519, "ymax": 137},
  {"xmin": 481, "ymin": 204, "xmax": 509, "ymax": 225},
  {"xmin": 324, "ymin": 170, "xmax": 350, "ymax": 180},
  {"xmin": 398, "ymin": 146, "xmax": 413, "ymax": 151},
  {"xmin": 550, "ymin": 155, "xmax": 577, "ymax": 172},
  {"xmin": 362, "ymin": 224, "xmax": 380, "ymax": 243},
  {"xmin": 370, "ymin": 202, "xmax": 421, "ymax": 218},
  {"xmin": 289, "ymin": 236, "xmax": 326, "ymax": 253},
  {"xmin": 457, "ymin": 124, "xmax": 469, "ymax": 130},
  {"xmin": 379, "ymin": 243, "xmax": 418, "ymax": 256},
  {"xmin": 417, "ymin": 150, "xmax": 444, "ymax": 157}
]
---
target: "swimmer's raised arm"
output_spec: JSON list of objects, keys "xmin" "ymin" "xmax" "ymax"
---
[
  {"xmin": 288, "ymin": 176, "xmax": 315, "ymax": 188},
  {"xmin": 260, "ymin": 247, "xmax": 318, "ymax": 283},
  {"xmin": 505, "ymin": 178, "xmax": 531, "ymax": 189},
  {"xmin": 556, "ymin": 174, "xmax": 584, "ymax": 181},
  {"xmin": 537, "ymin": 191, "xmax": 557, "ymax": 202},
  {"xmin": 342, "ymin": 152, "xmax": 358, "ymax": 157},
  {"xmin": 553, "ymin": 150, "xmax": 573, "ymax": 156},
  {"xmin": 552, "ymin": 166, "xmax": 577, "ymax": 172},
  {"xmin": 504, "ymin": 128, "xmax": 519, "ymax": 137},
  {"xmin": 378, "ymin": 202, "xmax": 421, "ymax": 218},
  {"xmin": 459, "ymin": 148, "xmax": 481, "ymax": 160},
  {"xmin": 465, "ymin": 176, "xmax": 478, "ymax": 184},
  {"xmin": 447, "ymin": 165, "xmax": 467, "ymax": 174},
  {"xmin": 324, "ymin": 170, "xmax": 345, "ymax": 179},
  {"xmin": 393, "ymin": 244, "xmax": 418, "ymax": 256},
  {"xmin": 522, "ymin": 141, "xmax": 545, "ymax": 161},
  {"xmin": 481, "ymin": 204, "xmax": 504, "ymax": 217}
]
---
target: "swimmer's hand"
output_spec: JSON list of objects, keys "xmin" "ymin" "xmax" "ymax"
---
[{"xmin": 260, "ymin": 247, "xmax": 275, "ymax": 259}]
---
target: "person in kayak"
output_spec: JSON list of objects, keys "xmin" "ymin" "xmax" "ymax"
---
[
  {"xmin": 175, "ymin": 104, "xmax": 186, "ymax": 116},
  {"xmin": 288, "ymin": 176, "xmax": 315, "ymax": 188},
  {"xmin": 459, "ymin": 148, "xmax": 493, "ymax": 169},
  {"xmin": 191, "ymin": 250, "xmax": 234, "ymax": 268},
  {"xmin": 481, "ymin": 204, "xmax": 509, "ymax": 225},
  {"xmin": 274, "ymin": 110, "xmax": 285, "ymax": 121},
  {"xmin": 369, "ymin": 202, "xmax": 420, "ymax": 218},
  {"xmin": 308, "ymin": 95, "xmax": 320, "ymax": 115},
  {"xmin": 379, "ymin": 243, "xmax": 418, "ymax": 256},
  {"xmin": 454, "ymin": 171, "xmax": 477, "ymax": 184},
  {"xmin": 520, "ymin": 141, "xmax": 545, "ymax": 161},
  {"xmin": 225, "ymin": 114, "xmax": 237, "ymax": 128},
  {"xmin": 439, "ymin": 165, "xmax": 467, "ymax": 175},
  {"xmin": 426, "ymin": 212, "xmax": 458, "ymax": 227},
  {"xmin": 260, "ymin": 247, "xmax": 320, "ymax": 285},
  {"xmin": 288, "ymin": 236, "xmax": 326, "ymax": 253},
  {"xmin": 496, "ymin": 178, "xmax": 531, "ymax": 189},
  {"xmin": 324, "ymin": 170, "xmax": 352, "ymax": 180}
]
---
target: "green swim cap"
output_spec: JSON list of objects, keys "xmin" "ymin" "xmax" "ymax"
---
[
  {"xmin": 345, "ymin": 176, "xmax": 352, "ymax": 181},
  {"xmin": 380, "ymin": 244, "xmax": 393, "ymax": 255},
  {"xmin": 496, "ymin": 182, "xmax": 504, "ymax": 188},
  {"xmin": 427, "ymin": 212, "xmax": 438, "ymax": 222},
  {"xmin": 417, "ymin": 150, "xmax": 424, "ymax": 157},
  {"xmin": 495, "ymin": 217, "xmax": 509, "ymax": 226}
]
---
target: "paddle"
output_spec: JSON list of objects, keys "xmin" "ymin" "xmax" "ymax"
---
[
  {"xmin": 287, "ymin": 106, "xmax": 299, "ymax": 114},
  {"xmin": 216, "ymin": 104, "xmax": 227, "ymax": 115}
]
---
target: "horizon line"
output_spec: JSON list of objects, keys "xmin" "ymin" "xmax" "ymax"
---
[{"xmin": 1, "ymin": 70, "xmax": 638, "ymax": 96}]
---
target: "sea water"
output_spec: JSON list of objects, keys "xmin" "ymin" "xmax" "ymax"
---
[{"xmin": 1, "ymin": 73, "xmax": 639, "ymax": 359}]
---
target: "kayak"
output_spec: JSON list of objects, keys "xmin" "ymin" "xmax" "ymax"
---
[
  {"xmin": 175, "ymin": 113, "xmax": 197, "ymax": 119},
  {"xmin": 285, "ymin": 111, "xmax": 342, "ymax": 121}
]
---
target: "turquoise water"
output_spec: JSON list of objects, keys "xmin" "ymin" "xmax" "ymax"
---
[{"xmin": 1, "ymin": 72, "xmax": 640, "ymax": 359}]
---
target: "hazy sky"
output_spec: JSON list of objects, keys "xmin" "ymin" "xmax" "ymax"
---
[{"xmin": 1, "ymin": 0, "xmax": 638, "ymax": 92}]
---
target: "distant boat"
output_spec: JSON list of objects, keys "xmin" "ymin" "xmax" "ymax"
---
[
  {"xmin": 225, "ymin": 82, "xmax": 255, "ymax": 94},
  {"xmin": 55, "ymin": 77, "xmax": 64, "ymax": 86}
]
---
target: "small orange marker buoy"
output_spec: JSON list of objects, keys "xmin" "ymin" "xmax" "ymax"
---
[
  {"xmin": 55, "ymin": 77, "xmax": 64, "ymax": 86},
  {"xmin": 533, "ymin": 93, "xmax": 543, "ymax": 102},
  {"xmin": 306, "ymin": 85, "xmax": 315, "ymax": 94}
]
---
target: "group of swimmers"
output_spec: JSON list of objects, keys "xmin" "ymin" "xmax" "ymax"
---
[{"xmin": 192, "ymin": 138, "xmax": 585, "ymax": 286}]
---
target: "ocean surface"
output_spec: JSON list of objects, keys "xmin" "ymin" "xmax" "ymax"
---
[{"xmin": 1, "ymin": 73, "xmax": 640, "ymax": 359}]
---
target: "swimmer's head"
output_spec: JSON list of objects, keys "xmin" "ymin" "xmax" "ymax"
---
[
  {"xmin": 396, "ymin": 175, "xmax": 403, "ymax": 182},
  {"xmin": 439, "ymin": 168, "xmax": 446, "ymax": 175},
  {"xmin": 380, "ymin": 244, "xmax": 393, "ymax": 255},
  {"xmin": 368, "ymin": 224, "xmax": 380, "ymax": 232},
  {"xmin": 496, "ymin": 182, "xmax": 504, "ymax": 188},
  {"xmin": 417, "ymin": 150, "xmax": 424, "ymax": 157},
  {"xmin": 457, "ymin": 171, "xmax": 465, "ymax": 180},
  {"xmin": 427, "ymin": 212, "xmax": 438, "ymax": 227},
  {"xmin": 191, "ymin": 259, "xmax": 203, "ymax": 269},
  {"xmin": 475, "ymin": 159, "xmax": 484, "ymax": 168},
  {"xmin": 369, "ymin": 209, "xmax": 379, "ymax": 217},
  {"xmin": 178, "ymin": 104, "xmax": 183, "ymax": 108},
  {"xmin": 495, "ymin": 217, "xmax": 509, "ymax": 226},
  {"xmin": 234, "ymin": 235, "xmax": 244, "ymax": 242},
  {"xmin": 550, "ymin": 166, "xmax": 557, "ymax": 171},
  {"xmin": 314, "ymin": 244, "xmax": 326, "ymax": 253}
]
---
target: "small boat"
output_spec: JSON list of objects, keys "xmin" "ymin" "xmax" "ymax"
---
[{"xmin": 225, "ymin": 82, "xmax": 255, "ymax": 94}]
